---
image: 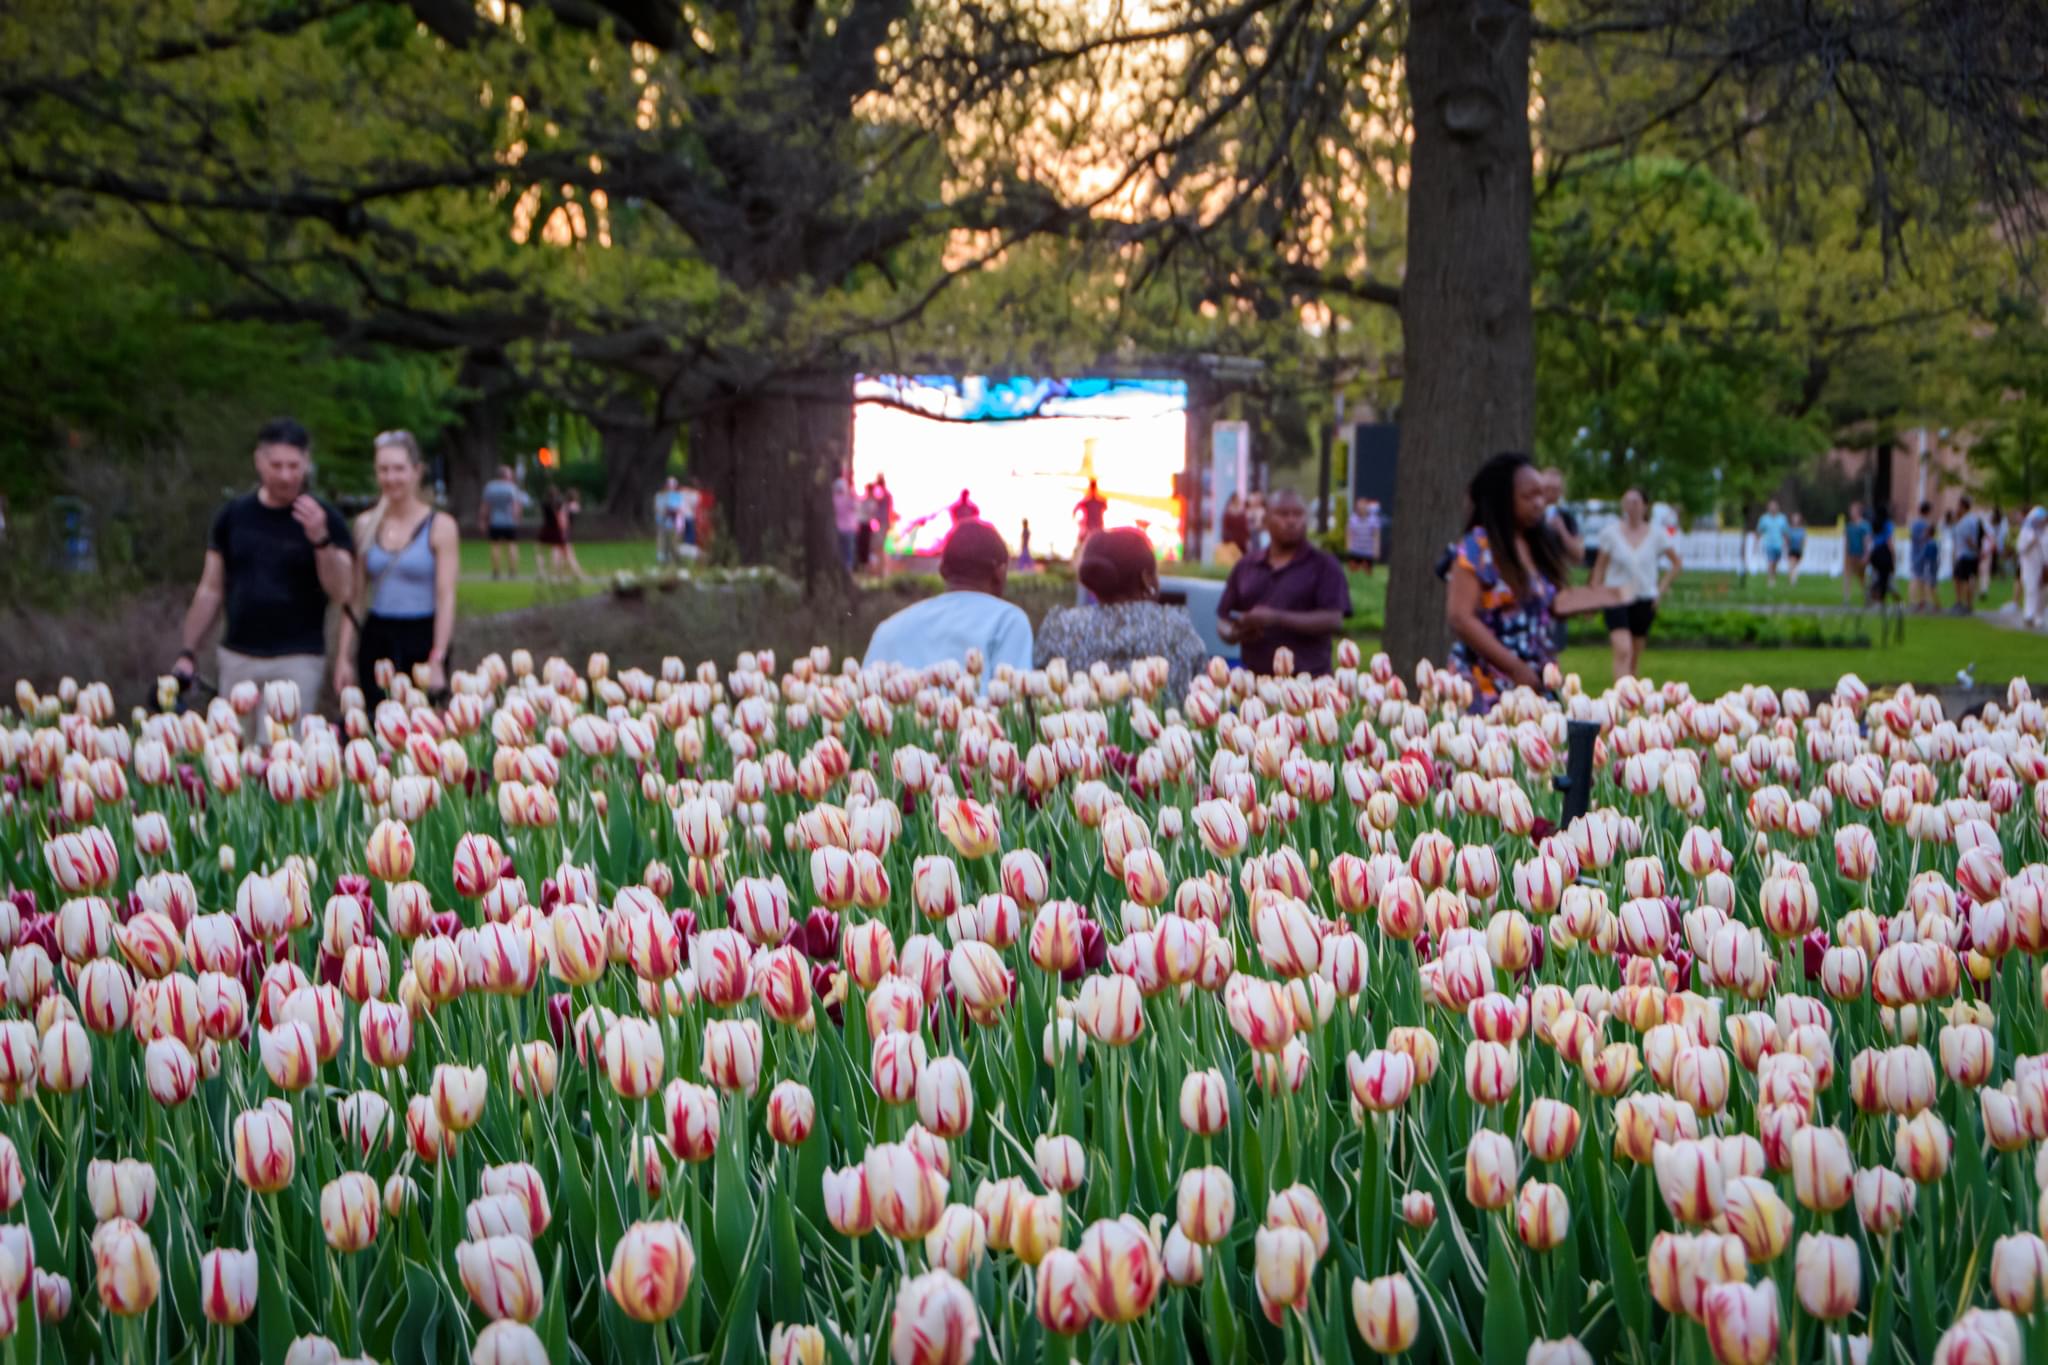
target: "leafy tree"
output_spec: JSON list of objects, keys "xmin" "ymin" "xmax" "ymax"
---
[{"xmin": 1532, "ymin": 158, "xmax": 1828, "ymax": 514}]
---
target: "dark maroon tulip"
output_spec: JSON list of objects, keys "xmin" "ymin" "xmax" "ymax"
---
[
  {"xmin": 20, "ymin": 914, "xmax": 57, "ymax": 958},
  {"xmin": 540, "ymin": 879, "xmax": 562, "ymax": 912},
  {"xmin": 428, "ymin": 911, "xmax": 461, "ymax": 939},
  {"xmin": 1670, "ymin": 949, "xmax": 1694, "ymax": 993},
  {"xmin": 6, "ymin": 889, "xmax": 37, "ymax": 918},
  {"xmin": 1802, "ymin": 930, "xmax": 1829, "ymax": 982},
  {"xmin": 670, "ymin": 909, "xmax": 699, "ymax": 945},
  {"xmin": 315, "ymin": 947, "xmax": 344, "ymax": 988},
  {"xmin": 798, "ymin": 908, "xmax": 841, "ymax": 961},
  {"xmin": 1530, "ymin": 816, "xmax": 1557, "ymax": 842},
  {"xmin": 1060, "ymin": 919, "xmax": 1108, "ymax": 983},
  {"xmin": 809, "ymin": 963, "xmax": 845, "ymax": 1027},
  {"xmin": 546, "ymin": 993, "xmax": 573, "ymax": 1049}
]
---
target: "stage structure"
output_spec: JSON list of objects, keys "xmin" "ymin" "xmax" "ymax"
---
[{"xmin": 850, "ymin": 375, "xmax": 1190, "ymax": 561}]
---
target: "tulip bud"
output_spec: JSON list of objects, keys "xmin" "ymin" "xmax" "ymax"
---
[
  {"xmin": 1853, "ymin": 1167, "xmax": 1915, "ymax": 1235},
  {"xmin": 1036, "ymin": 1248, "xmax": 1093, "ymax": 1335},
  {"xmin": 457, "ymin": 1235, "xmax": 545, "ymax": 1322},
  {"xmin": 1076, "ymin": 1215, "xmax": 1163, "ymax": 1324},
  {"xmin": 892, "ymin": 1269, "xmax": 981, "ymax": 1365},
  {"xmin": 92, "ymin": 1218, "xmax": 160, "ymax": 1316},
  {"xmin": 1176, "ymin": 1166, "xmax": 1235, "ymax": 1246},
  {"xmin": 432, "ymin": 1064, "xmax": 489, "ymax": 1133},
  {"xmin": 1464, "ymin": 1129, "xmax": 1516, "ymax": 1210},
  {"xmin": 1352, "ymin": 1273, "xmax": 1419, "ymax": 1355},
  {"xmin": 1180, "ymin": 1068, "xmax": 1230, "ymax": 1135},
  {"xmin": 474, "ymin": 1321, "xmax": 551, "ymax": 1365},
  {"xmin": 766, "ymin": 1080, "xmax": 814, "ymax": 1147},
  {"xmin": 1789, "ymin": 1127, "xmax": 1853, "ymax": 1213},
  {"xmin": 1703, "ymin": 1280, "xmax": 1782, "ymax": 1365},
  {"xmin": 1033, "ymin": 1133, "xmax": 1085, "ymax": 1194},
  {"xmin": 87, "ymin": 1158, "xmax": 158, "ymax": 1225},
  {"xmin": 1991, "ymin": 1233, "xmax": 2048, "ymax": 1314},
  {"xmin": 232, "ymin": 1107, "xmax": 295, "ymax": 1193},
  {"xmin": 319, "ymin": 1172, "xmax": 380, "ymax": 1252}
]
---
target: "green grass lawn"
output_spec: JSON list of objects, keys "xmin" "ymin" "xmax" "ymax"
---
[
  {"xmin": 1561, "ymin": 612, "xmax": 2040, "ymax": 695},
  {"xmin": 453, "ymin": 539, "xmax": 656, "ymax": 615}
]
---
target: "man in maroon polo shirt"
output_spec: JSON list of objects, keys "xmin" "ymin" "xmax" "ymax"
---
[{"xmin": 1216, "ymin": 488, "xmax": 1351, "ymax": 675}]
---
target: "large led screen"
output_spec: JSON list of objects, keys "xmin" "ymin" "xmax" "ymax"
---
[{"xmin": 849, "ymin": 375, "xmax": 1188, "ymax": 562}]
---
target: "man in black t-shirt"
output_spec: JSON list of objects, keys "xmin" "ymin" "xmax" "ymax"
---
[{"xmin": 172, "ymin": 418, "xmax": 354, "ymax": 740}]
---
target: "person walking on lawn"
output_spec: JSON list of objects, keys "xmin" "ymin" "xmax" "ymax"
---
[{"xmin": 1951, "ymin": 496, "xmax": 1985, "ymax": 615}]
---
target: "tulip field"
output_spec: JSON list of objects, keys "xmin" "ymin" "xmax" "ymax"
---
[{"xmin": 3, "ymin": 648, "xmax": 2048, "ymax": 1365}]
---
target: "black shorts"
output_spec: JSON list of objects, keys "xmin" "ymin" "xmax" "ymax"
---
[
  {"xmin": 357, "ymin": 613, "xmax": 439, "ymax": 710},
  {"xmin": 1955, "ymin": 555, "xmax": 1980, "ymax": 582},
  {"xmin": 487, "ymin": 525, "xmax": 518, "ymax": 542},
  {"xmin": 1602, "ymin": 598, "xmax": 1658, "ymax": 637}
]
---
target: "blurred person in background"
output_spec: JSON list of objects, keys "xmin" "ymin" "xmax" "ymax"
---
[
  {"xmin": 1219, "ymin": 492, "xmax": 1250, "ymax": 562},
  {"xmin": 1755, "ymin": 499, "xmax": 1789, "ymax": 586},
  {"xmin": 654, "ymin": 477, "xmax": 688, "ymax": 566},
  {"xmin": 1345, "ymin": 497, "xmax": 1384, "ymax": 573},
  {"xmin": 1537, "ymin": 466, "xmax": 1584, "ymax": 566},
  {"xmin": 537, "ymin": 485, "xmax": 587, "ymax": 582},
  {"xmin": 1909, "ymin": 501, "xmax": 1939, "ymax": 611},
  {"xmin": 479, "ymin": 464, "xmax": 530, "ymax": 578},
  {"xmin": 832, "ymin": 474, "xmax": 863, "ymax": 572},
  {"xmin": 1036, "ymin": 527, "xmax": 1208, "ymax": 696},
  {"xmin": 1869, "ymin": 510, "xmax": 1898, "ymax": 605},
  {"xmin": 1842, "ymin": 501, "xmax": 1871, "ymax": 604},
  {"xmin": 172, "ymin": 417, "xmax": 354, "ymax": 737},
  {"xmin": 865, "ymin": 476, "xmax": 894, "ymax": 573},
  {"xmin": 2016, "ymin": 506, "xmax": 2046, "ymax": 629},
  {"xmin": 335, "ymin": 432, "xmax": 459, "ymax": 709},
  {"xmin": 1592, "ymin": 487, "xmax": 1681, "ymax": 682},
  {"xmin": 1217, "ymin": 488, "xmax": 1349, "ymax": 676},
  {"xmin": 1786, "ymin": 512, "xmax": 1807, "ymax": 585},
  {"xmin": 1951, "ymin": 496, "xmax": 1984, "ymax": 614},
  {"xmin": 1443, "ymin": 452, "xmax": 1619, "ymax": 710},
  {"xmin": 864, "ymin": 519, "xmax": 1032, "ymax": 675},
  {"xmin": 1074, "ymin": 478, "xmax": 1108, "ymax": 546}
]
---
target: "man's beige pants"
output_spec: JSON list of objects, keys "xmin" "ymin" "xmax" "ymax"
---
[{"xmin": 216, "ymin": 648, "xmax": 326, "ymax": 748}]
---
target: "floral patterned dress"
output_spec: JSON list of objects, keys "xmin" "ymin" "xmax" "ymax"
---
[{"xmin": 1447, "ymin": 527, "xmax": 1558, "ymax": 710}]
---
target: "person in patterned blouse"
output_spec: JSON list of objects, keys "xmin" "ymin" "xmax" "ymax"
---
[
  {"xmin": 1444, "ymin": 452, "xmax": 1619, "ymax": 710},
  {"xmin": 1035, "ymin": 528, "xmax": 1210, "ymax": 698}
]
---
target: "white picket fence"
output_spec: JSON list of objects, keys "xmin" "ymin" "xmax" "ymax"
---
[{"xmin": 1669, "ymin": 530, "xmax": 1967, "ymax": 581}]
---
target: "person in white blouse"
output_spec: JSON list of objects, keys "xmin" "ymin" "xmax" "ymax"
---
[{"xmin": 1592, "ymin": 488, "xmax": 1682, "ymax": 681}]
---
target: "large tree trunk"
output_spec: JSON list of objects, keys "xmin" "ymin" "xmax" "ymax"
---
[
  {"xmin": 1385, "ymin": 0, "xmax": 1534, "ymax": 676},
  {"xmin": 442, "ymin": 350, "xmax": 518, "ymax": 521},
  {"xmin": 591, "ymin": 389, "xmax": 681, "ymax": 526},
  {"xmin": 690, "ymin": 374, "xmax": 852, "ymax": 597}
]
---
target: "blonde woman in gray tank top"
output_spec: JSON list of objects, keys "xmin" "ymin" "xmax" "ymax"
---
[{"xmin": 333, "ymin": 432, "xmax": 461, "ymax": 710}]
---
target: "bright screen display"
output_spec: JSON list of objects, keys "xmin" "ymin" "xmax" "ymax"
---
[{"xmin": 849, "ymin": 375, "xmax": 1188, "ymax": 561}]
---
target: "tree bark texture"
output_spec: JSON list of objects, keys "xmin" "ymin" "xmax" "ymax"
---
[
  {"xmin": 441, "ymin": 351, "xmax": 517, "ymax": 522},
  {"xmin": 1386, "ymin": 0, "xmax": 1534, "ymax": 676},
  {"xmin": 689, "ymin": 375, "xmax": 853, "ymax": 598},
  {"xmin": 590, "ymin": 389, "xmax": 681, "ymax": 526}
]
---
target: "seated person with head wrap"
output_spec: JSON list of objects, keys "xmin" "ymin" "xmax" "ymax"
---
[{"xmin": 1035, "ymin": 527, "xmax": 1210, "ymax": 698}]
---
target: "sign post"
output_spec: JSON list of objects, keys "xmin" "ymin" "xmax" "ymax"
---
[{"xmin": 1208, "ymin": 420, "xmax": 1249, "ymax": 563}]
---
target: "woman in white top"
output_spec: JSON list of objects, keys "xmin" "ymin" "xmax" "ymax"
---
[{"xmin": 1592, "ymin": 487, "xmax": 1682, "ymax": 681}]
